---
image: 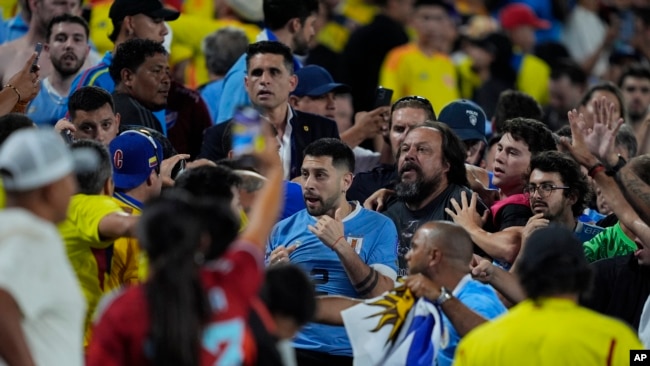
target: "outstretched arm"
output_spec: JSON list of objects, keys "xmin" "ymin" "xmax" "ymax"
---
[
  {"xmin": 314, "ymin": 296, "xmax": 361, "ymax": 325},
  {"xmin": 445, "ymin": 191, "xmax": 522, "ymax": 264},
  {"xmin": 240, "ymin": 130, "xmax": 284, "ymax": 250}
]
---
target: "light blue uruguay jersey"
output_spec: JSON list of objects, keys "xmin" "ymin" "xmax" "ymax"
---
[
  {"xmin": 267, "ymin": 202, "xmax": 399, "ymax": 356},
  {"xmin": 26, "ymin": 79, "xmax": 67, "ymax": 126}
]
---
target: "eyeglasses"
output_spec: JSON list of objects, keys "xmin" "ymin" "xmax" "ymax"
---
[
  {"xmin": 523, "ymin": 183, "xmax": 570, "ymax": 198},
  {"xmin": 120, "ymin": 129, "xmax": 161, "ymax": 175}
]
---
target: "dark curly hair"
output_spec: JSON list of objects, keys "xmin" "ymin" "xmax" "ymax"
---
[
  {"xmin": 529, "ymin": 151, "xmax": 591, "ymax": 218},
  {"xmin": 500, "ymin": 117, "xmax": 556, "ymax": 155},
  {"xmin": 109, "ymin": 38, "xmax": 168, "ymax": 84}
]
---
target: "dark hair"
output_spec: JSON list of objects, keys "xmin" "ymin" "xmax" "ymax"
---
[
  {"xmin": 517, "ymin": 225, "xmax": 593, "ymax": 299},
  {"xmin": 555, "ymin": 125, "xmax": 572, "ymax": 139},
  {"xmin": 534, "ymin": 43, "xmax": 571, "ymax": 70},
  {"xmin": 68, "ymin": 86, "xmax": 115, "ymax": 119},
  {"xmin": 46, "ymin": 13, "xmax": 89, "ymax": 41},
  {"xmin": 245, "ymin": 41, "xmax": 294, "ymax": 75},
  {"xmin": 108, "ymin": 19, "xmax": 122, "ymax": 43},
  {"xmin": 618, "ymin": 63, "xmax": 650, "ymax": 87},
  {"xmin": 389, "ymin": 95, "xmax": 437, "ymax": 130},
  {"xmin": 578, "ymin": 82, "xmax": 628, "ymax": 123},
  {"xmin": 616, "ymin": 124, "xmax": 638, "ymax": 159},
  {"xmin": 109, "ymin": 38, "xmax": 168, "ymax": 84},
  {"xmin": 71, "ymin": 139, "xmax": 112, "ymax": 195},
  {"xmin": 0, "ymin": 114, "xmax": 33, "ymax": 145},
  {"xmin": 203, "ymin": 27, "xmax": 249, "ymax": 76},
  {"xmin": 263, "ymin": 0, "xmax": 319, "ymax": 30},
  {"xmin": 140, "ymin": 194, "xmax": 211, "ymax": 366},
  {"xmin": 260, "ymin": 264, "xmax": 316, "ymax": 326},
  {"xmin": 303, "ymin": 138, "xmax": 355, "ymax": 173},
  {"xmin": 493, "ymin": 90, "xmax": 543, "ymax": 133},
  {"xmin": 629, "ymin": 155, "xmax": 650, "ymax": 186},
  {"xmin": 500, "ymin": 117, "xmax": 556, "ymax": 155},
  {"xmin": 407, "ymin": 121, "xmax": 469, "ymax": 187},
  {"xmin": 173, "ymin": 166, "xmax": 242, "ymax": 260},
  {"xmin": 529, "ymin": 151, "xmax": 590, "ymax": 218},
  {"xmin": 174, "ymin": 165, "xmax": 242, "ymax": 202},
  {"xmin": 550, "ymin": 59, "xmax": 587, "ymax": 86}
]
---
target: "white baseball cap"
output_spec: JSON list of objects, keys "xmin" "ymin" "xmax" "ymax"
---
[{"xmin": 0, "ymin": 129, "xmax": 98, "ymax": 191}]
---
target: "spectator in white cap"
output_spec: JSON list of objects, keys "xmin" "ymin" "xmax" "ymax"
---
[
  {"xmin": 0, "ymin": 128, "xmax": 90, "ymax": 366},
  {"xmin": 289, "ymin": 64, "xmax": 390, "ymax": 173}
]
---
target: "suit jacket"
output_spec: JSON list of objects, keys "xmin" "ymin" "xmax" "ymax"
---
[{"xmin": 198, "ymin": 106, "xmax": 340, "ymax": 179}]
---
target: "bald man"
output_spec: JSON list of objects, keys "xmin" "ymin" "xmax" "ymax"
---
[{"xmin": 316, "ymin": 221, "xmax": 507, "ymax": 366}]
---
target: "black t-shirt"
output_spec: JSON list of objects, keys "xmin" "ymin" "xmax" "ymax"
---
[
  {"xmin": 383, "ymin": 184, "xmax": 489, "ymax": 276},
  {"xmin": 112, "ymin": 92, "xmax": 164, "ymax": 134},
  {"xmin": 581, "ymin": 254, "xmax": 650, "ymax": 330},
  {"xmin": 346, "ymin": 164, "xmax": 397, "ymax": 204},
  {"xmin": 494, "ymin": 204, "xmax": 532, "ymax": 230}
]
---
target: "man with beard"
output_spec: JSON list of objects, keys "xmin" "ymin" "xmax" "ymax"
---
[
  {"xmin": 513, "ymin": 151, "xmax": 602, "ymax": 267},
  {"xmin": 26, "ymin": 14, "xmax": 89, "ymax": 126},
  {"xmin": 619, "ymin": 64, "xmax": 650, "ymax": 142},
  {"xmin": 0, "ymin": 0, "xmax": 82, "ymax": 86},
  {"xmin": 108, "ymin": 39, "xmax": 170, "ymax": 134},
  {"xmin": 267, "ymin": 138, "xmax": 398, "ymax": 366},
  {"xmin": 215, "ymin": 0, "xmax": 319, "ymax": 124},
  {"xmin": 383, "ymin": 122, "xmax": 488, "ymax": 277}
]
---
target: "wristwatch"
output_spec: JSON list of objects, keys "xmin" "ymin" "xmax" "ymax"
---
[
  {"xmin": 436, "ymin": 286, "xmax": 453, "ymax": 306},
  {"xmin": 605, "ymin": 155, "xmax": 627, "ymax": 177}
]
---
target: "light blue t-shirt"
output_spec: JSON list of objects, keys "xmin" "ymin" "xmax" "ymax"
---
[
  {"xmin": 267, "ymin": 203, "xmax": 399, "ymax": 356},
  {"xmin": 0, "ymin": 14, "xmax": 28, "ymax": 45},
  {"xmin": 26, "ymin": 79, "xmax": 67, "ymax": 126},
  {"xmin": 200, "ymin": 79, "xmax": 224, "ymax": 124},
  {"xmin": 437, "ymin": 275, "xmax": 507, "ymax": 366}
]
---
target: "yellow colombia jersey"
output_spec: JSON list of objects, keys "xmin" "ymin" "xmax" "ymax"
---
[
  {"xmin": 454, "ymin": 298, "xmax": 643, "ymax": 366},
  {"xmin": 57, "ymin": 193, "xmax": 124, "ymax": 346},
  {"xmin": 169, "ymin": 15, "xmax": 260, "ymax": 88},
  {"xmin": 515, "ymin": 53, "xmax": 550, "ymax": 106},
  {"xmin": 106, "ymin": 193, "xmax": 142, "ymax": 291},
  {"xmin": 380, "ymin": 43, "xmax": 460, "ymax": 115},
  {"xmin": 456, "ymin": 53, "xmax": 549, "ymax": 106}
]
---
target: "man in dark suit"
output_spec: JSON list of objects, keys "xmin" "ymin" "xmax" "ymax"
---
[{"xmin": 199, "ymin": 41, "xmax": 339, "ymax": 179}]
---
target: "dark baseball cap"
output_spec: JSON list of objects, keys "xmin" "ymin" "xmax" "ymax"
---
[
  {"xmin": 292, "ymin": 65, "xmax": 350, "ymax": 97},
  {"xmin": 109, "ymin": 0, "xmax": 181, "ymax": 23},
  {"xmin": 438, "ymin": 99, "xmax": 487, "ymax": 143}
]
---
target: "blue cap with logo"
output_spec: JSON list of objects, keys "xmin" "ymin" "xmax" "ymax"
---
[
  {"xmin": 438, "ymin": 99, "xmax": 488, "ymax": 143},
  {"xmin": 292, "ymin": 65, "xmax": 350, "ymax": 97},
  {"xmin": 109, "ymin": 130, "xmax": 164, "ymax": 191}
]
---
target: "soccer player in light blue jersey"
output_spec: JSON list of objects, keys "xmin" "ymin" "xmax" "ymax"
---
[{"xmin": 267, "ymin": 138, "xmax": 398, "ymax": 365}]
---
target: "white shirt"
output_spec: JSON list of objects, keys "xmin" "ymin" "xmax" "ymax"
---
[
  {"xmin": 278, "ymin": 106, "xmax": 294, "ymax": 180},
  {"xmin": 0, "ymin": 208, "xmax": 85, "ymax": 366},
  {"xmin": 562, "ymin": 5, "xmax": 609, "ymax": 77}
]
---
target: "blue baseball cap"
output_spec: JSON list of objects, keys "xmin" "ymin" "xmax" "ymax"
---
[
  {"xmin": 438, "ymin": 99, "xmax": 488, "ymax": 143},
  {"xmin": 109, "ymin": 130, "xmax": 164, "ymax": 191},
  {"xmin": 292, "ymin": 65, "xmax": 350, "ymax": 97}
]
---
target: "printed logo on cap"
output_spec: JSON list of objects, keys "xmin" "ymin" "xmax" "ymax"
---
[
  {"xmin": 466, "ymin": 110, "xmax": 478, "ymax": 126},
  {"xmin": 114, "ymin": 150, "xmax": 124, "ymax": 169}
]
